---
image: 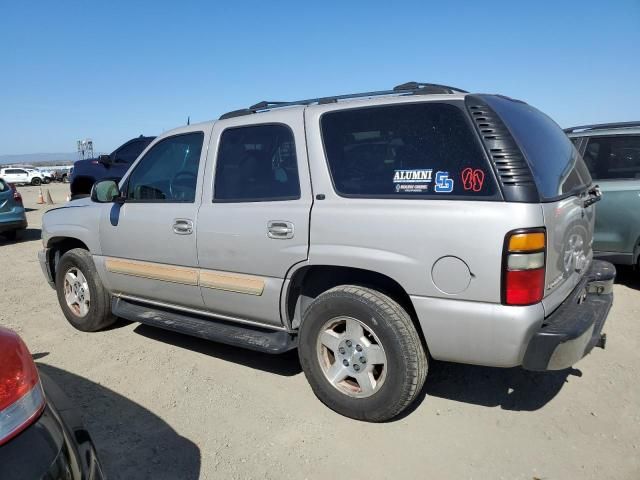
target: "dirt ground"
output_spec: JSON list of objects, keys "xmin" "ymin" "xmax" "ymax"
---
[{"xmin": 1, "ymin": 182, "xmax": 639, "ymax": 480}]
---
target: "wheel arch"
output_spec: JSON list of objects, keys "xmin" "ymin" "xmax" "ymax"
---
[
  {"xmin": 47, "ymin": 236, "xmax": 90, "ymax": 280},
  {"xmin": 285, "ymin": 264, "xmax": 429, "ymax": 352}
]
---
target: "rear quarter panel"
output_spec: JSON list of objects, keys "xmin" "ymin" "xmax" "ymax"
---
[
  {"xmin": 304, "ymin": 100, "xmax": 545, "ymax": 302},
  {"xmin": 308, "ymin": 198, "xmax": 544, "ymax": 302}
]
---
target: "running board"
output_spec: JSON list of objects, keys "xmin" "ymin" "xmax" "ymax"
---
[{"xmin": 112, "ymin": 297, "xmax": 297, "ymax": 354}]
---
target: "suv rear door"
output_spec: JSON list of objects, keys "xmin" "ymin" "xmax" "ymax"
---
[
  {"xmin": 197, "ymin": 109, "xmax": 311, "ymax": 328},
  {"xmin": 480, "ymin": 95, "xmax": 595, "ymax": 314},
  {"xmin": 578, "ymin": 134, "xmax": 640, "ymax": 258}
]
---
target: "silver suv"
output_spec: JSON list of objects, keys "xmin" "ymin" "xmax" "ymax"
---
[{"xmin": 39, "ymin": 82, "xmax": 615, "ymax": 421}]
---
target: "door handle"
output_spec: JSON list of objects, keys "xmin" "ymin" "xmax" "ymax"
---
[
  {"xmin": 267, "ymin": 220, "xmax": 294, "ymax": 239},
  {"xmin": 173, "ymin": 219, "xmax": 194, "ymax": 235}
]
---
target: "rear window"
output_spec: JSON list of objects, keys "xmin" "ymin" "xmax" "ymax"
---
[
  {"xmin": 481, "ymin": 95, "xmax": 592, "ymax": 201},
  {"xmin": 321, "ymin": 103, "xmax": 496, "ymax": 198}
]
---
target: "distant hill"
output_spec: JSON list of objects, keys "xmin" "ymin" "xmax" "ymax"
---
[{"xmin": 0, "ymin": 152, "xmax": 77, "ymax": 166}]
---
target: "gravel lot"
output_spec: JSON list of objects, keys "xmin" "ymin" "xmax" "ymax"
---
[{"xmin": 1, "ymin": 182, "xmax": 639, "ymax": 480}]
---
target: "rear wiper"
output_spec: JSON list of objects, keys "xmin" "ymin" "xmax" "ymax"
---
[{"xmin": 583, "ymin": 185, "xmax": 602, "ymax": 208}]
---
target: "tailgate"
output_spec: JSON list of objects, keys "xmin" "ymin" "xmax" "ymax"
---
[
  {"xmin": 0, "ymin": 186, "xmax": 12, "ymax": 214},
  {"xmin": 541, "ymin": 192, "xmax": 595, "ymax": 315}
]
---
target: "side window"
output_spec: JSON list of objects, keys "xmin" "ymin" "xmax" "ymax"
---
[
  {"xmin": 0, "ymin": 180, "xmax": 7, "ymax": 192},
  {"xmin": 584, "ymin": 136, "xmax": 640, "ymax": 180},
  {"xmin": 214, "ymin": 124, "xmax": 300, "ymax": 202},
  {"xmin": 125, "ymin": 132, "xmax": 204, "ymax": 202},
  {"xmin": 113, "ymin": 141, "xmax": 147, "ymax": 164},
  {"xmin": 321, "ymin": 103, "xmax": 496, "ymax": 197}
]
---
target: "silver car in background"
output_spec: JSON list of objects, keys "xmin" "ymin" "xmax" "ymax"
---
[{"xmin": 38, "ymin": 82, "xmax": 615, "ymax": 421}]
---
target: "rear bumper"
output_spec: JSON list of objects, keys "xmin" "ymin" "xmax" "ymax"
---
[
  {"xmin": 0, "ymin": 372, "xmax": 104, "ymax": 480},
  {"xmin": 522, "ymin": 260, "xmax": 615, "ymax": 371},
  {"xmin": 0, "ymin": 218, "xmax": 27, "ymax": 233}
]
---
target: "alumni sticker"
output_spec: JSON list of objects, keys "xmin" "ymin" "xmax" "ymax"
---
[
  {"xmin": 393, "ymin": 169, "xmax": 433, "ymax": 183},
  {"xmin": 393, "ymin": 169, "xmax": 433, "ymax": 193}
]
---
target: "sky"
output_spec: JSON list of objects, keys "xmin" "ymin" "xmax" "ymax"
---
[{"xmin": 0, "ymin": 0, "xmax": 638, "ymax": 155}]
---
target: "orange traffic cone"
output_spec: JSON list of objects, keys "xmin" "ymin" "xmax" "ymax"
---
[
  {"xmin": 37, "ymin": 188, "xmax": 45, "ymax": 204},
  {"xmin": 45, "ymin": 189, "xmax": 54, "ymax": 205}
]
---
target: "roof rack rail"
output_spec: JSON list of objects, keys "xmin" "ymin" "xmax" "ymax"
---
[
  {"xmin": 392, "ymin": 82, "xmax": 467, "ymax": 94},
  {"xmin": 564, "ymin": 121, "xmax": 640, "ymax": 133},
  {"xmin": 219, "ymin": 81, "xmax": 468, "ymax": 120}
]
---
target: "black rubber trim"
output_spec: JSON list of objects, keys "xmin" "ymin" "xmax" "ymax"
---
[
  {"xmin": 465, "ymin": 95, "xmax": 539, "ymax": 203},
  {"xmin": 522, "ymin": 260, "xmax": 615, "ymax": 371},
  {"xmin": 112, "ymin": 297, "xmax": 298, "ymax": 354}
]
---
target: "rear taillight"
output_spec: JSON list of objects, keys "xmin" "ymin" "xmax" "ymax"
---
[
  {"xmin": 0, "ymin": 327, "xmax": 45, "ymax": 446},
  {"xmin": 8, "ymin": 184, "xmax": 22, "ymax": 204},
  {"xmin": 503, "ymin": 229, "xmax": 546, "ymax": 306}
]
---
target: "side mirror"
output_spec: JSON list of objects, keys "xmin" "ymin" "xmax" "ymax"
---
[
  {"xmin": 91, "ymin": 180, "xmax": 122, "ymax": 203},
  {"xmin": 98, "ymin": 154, "xmax": 112, "ymax": 165}
]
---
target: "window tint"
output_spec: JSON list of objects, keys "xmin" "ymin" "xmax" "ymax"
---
[
  {"xmin": 583, "ymin": 136, "xmax": 640, "ymax": 180},
  {"xmin": 113, "ymin": 140, "xmax": 149, "ymax": 164},
  {"xmin": 214, "ymin": 124, "xmax": 300, "ymax": 202},
  {"xmin": 481, "ymin": 95, "xmax": 592, "ymax": 200},
  {"xmin": 126, "ymin": 132, "xmax": 203, "ymax": 202},
  {"xmin": 321, "ymin": 103, "xmax": 495, "ymax": 197}
]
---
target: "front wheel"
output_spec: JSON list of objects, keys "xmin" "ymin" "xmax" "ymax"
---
[
  {"xmin": 298, "ymin": 285, "xmax": 428, "ymax": 422},
  {"xmin": 31, "ymin": 177, "xmax": 42, "ymax": 186},
  {"xmin": 55, "ymin": 248, "xmax": 116, "ymax": 332}
]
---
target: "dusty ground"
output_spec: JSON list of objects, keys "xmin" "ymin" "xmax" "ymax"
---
[{"xmin": 1, "ymin": 182, "xmax": 639, "ymax": 480}]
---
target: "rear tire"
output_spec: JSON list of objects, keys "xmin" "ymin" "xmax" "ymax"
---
[
  {"xmin": 298, "ymin": 285, "xmax": 428, "ymax": 422},
  {"xmin": 55, "ymin": 248, "xmax": 116, "ymax": 332},
  {"xmin": 2, "ymin": 230, "xmax": 17, "ymax": 241},
  {"xmin": 31, "ymin": 177, "xmax": 41, "ymax": 186}
]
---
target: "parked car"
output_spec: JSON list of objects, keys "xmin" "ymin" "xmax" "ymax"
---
[
  {"xmin": 0, "ymin": 326, "xmax": 104, "ymax": 479},
  {"xmin": 69, "ymin": 135, "xmax": 155, "ymax": 198},
  {"xmin": 566, "ymin": 122, "xmax": 640, "ymax": 269},
  {"xmin": 52, "ymin": 167, "xmax": 71, "ymax": 183},
  {"xmin": 0, "ymin": 179, "xmax": 27, "ymax": 240},
  {"xmin": 25, "ymin": 168, "xmax": 52, "ymax": 184},
  {"xmin": 39, "ymin": 82, "xmax": 615, "ymax": 422},
  {"xmin": 0, "ymin": 167, "xmax": 46, "ymax": 186}
]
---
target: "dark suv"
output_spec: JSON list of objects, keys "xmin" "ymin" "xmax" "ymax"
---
[{"xmin": 69, "ymin": 135, "xmax": 155, "ymax": 198}]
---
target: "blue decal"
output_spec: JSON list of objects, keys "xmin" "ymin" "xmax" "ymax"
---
[{"xmin": 434, "ymin": 171, "xmax": 454, "ymax": 193}]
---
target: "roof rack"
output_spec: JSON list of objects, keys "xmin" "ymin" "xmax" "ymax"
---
[
  {"xmin": 219, "ymin": 82, "xmax": 468, "ymax": 120},
  {"xmin": 564, "ymin": 121, "xmax": 640, "ymax": 133}
]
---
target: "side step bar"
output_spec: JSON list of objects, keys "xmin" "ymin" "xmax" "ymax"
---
[{"xmin": 112, "ymin": 297, "xmax": 297, "ymax": 354}]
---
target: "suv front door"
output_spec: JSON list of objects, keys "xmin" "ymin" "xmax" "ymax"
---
[
  {"xmin": 197, "ymin": 111, "xmax": 312, "ymax": 328},
  {"xmin": 97, "ymin": 129, "xmax": 209, "ymax": 308}
]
